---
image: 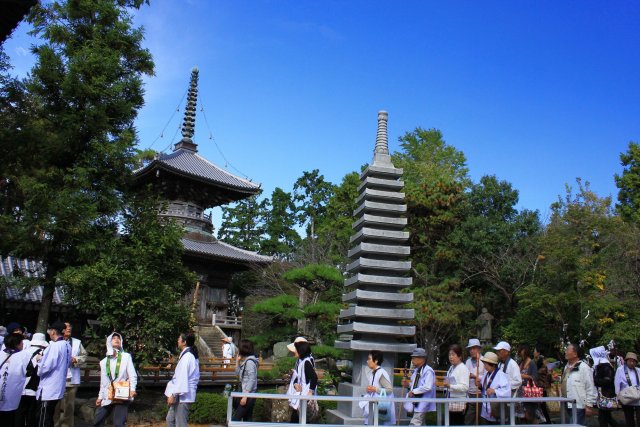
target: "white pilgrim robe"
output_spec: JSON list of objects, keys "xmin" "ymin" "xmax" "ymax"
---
[
  {"xmin": 36, "ymin": 339, "xmax": 71, "ymax": 401},
  {"xmin": 165, "ymin": 348, "xmax": 200, "ymax": 403}
]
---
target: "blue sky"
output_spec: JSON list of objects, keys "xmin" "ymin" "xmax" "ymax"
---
[{"xmin": 4, "ymin": 0, "xmax": 640, "ymax": 225}]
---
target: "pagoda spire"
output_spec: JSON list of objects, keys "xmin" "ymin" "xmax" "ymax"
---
[
  {"xmin": 174, "ymin": 67, "xmax": 199, "ymax": 152},
  {"xmin": 372, "ymin": 110, "xmax": 392, "ymax": 166}
]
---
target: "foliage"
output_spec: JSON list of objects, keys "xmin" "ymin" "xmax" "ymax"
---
[
  {"xmin": 503, "ymin": 180, "xmax": 640, "ymax": 353},
  {"xmin": 311, "ymin": 343, "xmax": 343, "ymax": 359},
  {"xmin": 58, "ymin": 195, "xmax": 195, "ymax": 363},
  {"xmin": 189, "ymin": 392, "xmax": 228, "ymax": 424},
  {"xmin": 282, "ymin": 264, "xmax": 343, "ymax": 293},
  {"xmin": 218, "ymin": 194, "xmax": 267, "ymax": 252},
  {"xmin": 449, "ymin": 175, "xmax": 542, "ymax": 316},
  {"xmin": 249, "ymin": 294, "xmax": 302, "ymax": 351},
  {"xmin": 258, "ymin": 356, "xmax": 296, "ymax": 380},
  {"xmin": 315, "ymin": 171, "xmax": 361, "ymax": 265},
  {"xmin": 262, "ymin": 187, "xmax": 301, "ymax": 259},
  {"xmin": 615, "ymin": 141, "xmax": 640, "ymax": 224},
  {"xmin": 0, "ymin": 0, "xmax": 153, "ymax": 331},
  {"xmin": 293, "ymin": 169, "xmax": 335, "ymax": 241},
  {"xmin": 391, "ymin": 128, "xmax": 471, "ymax": 361}
]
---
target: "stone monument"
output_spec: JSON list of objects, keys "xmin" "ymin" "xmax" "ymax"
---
[
  {"xmin": 477, "ymin": 307, "xmax": 494, "ymax": 345},
  {"xmin": 327, "ymin": 111, "xmax": 416, "ymax": 424}
]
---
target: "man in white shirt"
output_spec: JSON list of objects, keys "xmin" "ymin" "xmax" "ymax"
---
[
  {"xmin": 465, "ymin": 338, "xmax": 486, "ymax": 425},
  {"xmin": 561, "ymin": 343, "xmax": 596, "ymax": 426},
  {"xmin": 36, "ymin": 321, "xmax": 72, "ymax": 427},
  {"xmin": 494, "ymin": 341, "xmax": 522, "ymax": 396},
  {"xmin": 55, "ymin": 322, "xmax": 87, "ymax": 427},
  {"xmin": 166, "ymin": 333, "xmax": 200, "ymax": 427},
  {"xmin": 221, "ymin": 336, "xmax": 236, "ymax": 367}
]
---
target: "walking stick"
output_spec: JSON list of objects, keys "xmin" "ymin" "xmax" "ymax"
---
[{"xmin": 475, "ymin": 352, "xmax": 480, "ymax": 425}]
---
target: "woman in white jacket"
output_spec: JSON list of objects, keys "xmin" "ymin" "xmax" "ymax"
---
[
  {"xmin": 92, "ymin": 332, "xmax": 137, "ymax": 427},
  {"xmin": 443, "ymin": 344, "xmax": 470, "ymax": 426}
]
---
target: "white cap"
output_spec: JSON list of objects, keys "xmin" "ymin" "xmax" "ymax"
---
[
  {"xmin": 466, "ymin": 338, "xmax": 481, "ymax": 348},
  {"xmin": 30, "ymin": 332, "xmax": 48, "ymax": 348},
  {"xmin": 287, "ymin": 337, "xmax": 308, "ymax": 353},
  {"xmin": 493, "ymin": 341, "xmax": 511, "ymax": 351}
]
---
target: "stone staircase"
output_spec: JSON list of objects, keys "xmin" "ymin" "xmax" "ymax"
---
[{"xmin": 197, "ymin": 324, "xmax": 227, "ymax": 358}]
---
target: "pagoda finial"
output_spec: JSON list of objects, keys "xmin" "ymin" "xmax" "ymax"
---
[
  {"xmin": 372, "ymin": 110, "xmax": 391, "ymax": 165},
  {"xmin": 174, "ymin": 67, "xmax": 199, "ymax": 152}
]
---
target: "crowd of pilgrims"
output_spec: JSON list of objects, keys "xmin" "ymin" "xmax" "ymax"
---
[
  {"xmin": 0, "ymin": 321, "xmax": 199, "ymax": 427},
  {"xmin": 2, "ymin": 323, "xmax": 640, "ymax": 427}
]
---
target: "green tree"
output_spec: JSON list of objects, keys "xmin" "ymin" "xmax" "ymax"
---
[
  {"xmin": 261, "ymin": 187, "xmax": 300, "ymax": 259},
  {"xmin": 0, "ymin": 0, "xmax": 154, "ymax": 332},
  {"xmin": 59, "ymin": 195, "xmax": 195, "ymax": 363},
  {"xmin": 293, "ymin": 169, "xmax": 335, "ymax": 241},
  {"xmin": 504, "ymin": 180, "xmax": 633, "ymax": 352},
  {"xmin": 450, "ymin": 175, "xmax": 542, "ymax": 312},
  {"xmin": 218, "ymin": 194, "xmax": 267, "ymax": 252},
  {"xmin": 615, "ymin": 141, "xmax": 640, "ymax": 223},
  {"xmin": 316, "ymin": 171, "xmax": 360, "ymax": 265},
  {"xmin": 249, "ymin": 294, "xmax": 303, "ymax": 351},
  {"xmin": 392, "ymin": 128, "xmax": 471, "ymax": 355}
]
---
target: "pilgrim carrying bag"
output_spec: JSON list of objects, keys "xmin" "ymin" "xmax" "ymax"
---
[
  {"xmin": 618, "ymin": 367, "xmax": 640, "ymax": 405},
  {"xmin": 105, "ymin": 352, "xmax": 130, "ymax": 402}
]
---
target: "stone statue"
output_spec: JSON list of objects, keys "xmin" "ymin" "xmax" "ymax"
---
[{"xmin": 477, "ymin": 308, "xmax": 494, "ymax": 341}]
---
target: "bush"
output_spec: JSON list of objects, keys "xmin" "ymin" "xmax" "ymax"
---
[
  {"xmin": 259, "ymin": 356, "xmax": 296, "ymax": 381},
  {"xmin": 189, "ymin": 392, "xmax": 228, "ymax": 424}
]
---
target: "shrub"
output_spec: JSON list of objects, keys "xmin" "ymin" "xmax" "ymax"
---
[{"xmin": 189, "ymin": 392, "xmax": 228, "ymax": 424}]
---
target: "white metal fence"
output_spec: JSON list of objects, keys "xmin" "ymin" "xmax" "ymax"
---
[{"xmin": 227, "ymin": 392, "xmax": 580, "ymax": 427}]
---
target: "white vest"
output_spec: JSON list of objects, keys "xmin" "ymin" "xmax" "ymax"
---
[{"xmin": 67, "ymin": 337, "xmax": 82, "ymax": 385}]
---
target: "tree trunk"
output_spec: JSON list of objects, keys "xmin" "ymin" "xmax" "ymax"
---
[{"xmin": 35, "ymin": 263, "xmax": 58, "ymax": 333}]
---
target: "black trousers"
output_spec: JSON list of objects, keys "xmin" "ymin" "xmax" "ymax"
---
[
  {"xmin": 15, "ymin": 395, "xmax": 37, "ymax": 427},
  {"xmin": 232, "ymin": 398, "xmax": 256, "ymax": 421},
  {"xmin": 598, "ymin": 408, "xmax": 620, "ymax": 427},
  {"xmin": 36, "ymin": 399, "xmax": 60, "ymax": 427},
  {"xmin": 622, "ymin": 405, "xmax": 640, "ymax": 427}
]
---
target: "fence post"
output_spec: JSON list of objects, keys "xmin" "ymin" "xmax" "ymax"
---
[
  {"xmin": 226, "ymin": 393, "xmax": 233, "ymax": 426},
  {"xmin": 444, "ymin": 401, "xmax": 450, "ymax": 426},
  {"xmin": 509, "ymin": 400, "xmax": 515, "ymax": 426},
  {"xmin": 560, "ymin": 402, "xmax": 566, "ymax": 424},
  {"xmin": 300, "ymin": 399, "xmax": 307, "ymax": 425}
]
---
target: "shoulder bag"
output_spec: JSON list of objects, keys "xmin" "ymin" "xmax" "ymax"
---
[{"xmin": 618, "ymin": 366, "xmax": 640, "ymax": 405}]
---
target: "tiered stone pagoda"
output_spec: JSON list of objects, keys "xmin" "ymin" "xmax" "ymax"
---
[
  {"xmin": 132, "ymin": 68, "xmax": 271, "ymax": 325},
  {"xmin": 330, "ymin": 111, "xmax": 415, "ymax": 424}
]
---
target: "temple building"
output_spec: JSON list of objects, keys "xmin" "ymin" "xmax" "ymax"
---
[
  {"xmin": 1, "ymin": 69, "xmax": 270, "ymax": 339},
  {"xmin": 132, "ymin": 68, "xmax": 271, "ymax": 328}
]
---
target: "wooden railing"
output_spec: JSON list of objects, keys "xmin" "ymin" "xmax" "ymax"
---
[
  {"xmin": 212, "ymin": 314, "xmax": 242, "ymax": 327},
  {"xmin": 80, "ymin": 357, "xmax": 277, "ymax": 385}
]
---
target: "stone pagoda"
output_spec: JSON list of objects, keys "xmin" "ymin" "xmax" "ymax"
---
[
  {"xmin": 329, "ymin": 111, "xmax": 416, "ymax": 424},
  {"xmin": 132, "ymin": 68, "xmax": 271, "ymax": 327}
]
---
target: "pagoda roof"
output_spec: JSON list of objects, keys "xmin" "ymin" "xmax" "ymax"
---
[
  {"xmin": 0, "ymin": 256, "xmax": 67, "ymax": 305},
  {"xmin": 182, "ymin": 237, "xmax": 272, "ymax": 266},
  {"xmin": 0, "ymin": 0, "xmax": 37, "ymax": 43},
  {"xmin": 134, "ymin": 148, "xmax": 261, "ymax": 198}
]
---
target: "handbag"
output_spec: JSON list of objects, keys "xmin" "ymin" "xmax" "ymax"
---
[
  {"xmin": 618, "ymin": 366, "xmax": 640, "ymax": 406},
  {"xmin": 523, "ymin": 379, "xmax": 544, "ymax": 398},
  {"xmin": 618, "ymin": 386, "xmax": 640, "ymax": 405},
  {"xmin": 107, "ymin": 380, "xmax": 131, "ymax": 401},
  {"xmin": 377, "ymin": 389, "xmax": 391, "ymax": 421},
  {"xmin": 597, "ymin": 388, "xmax": 620, "ymax": 409},
  {"xmin": 448, "ymin": 400, "xmax": 466, "ymax": 413},
  {"xmin": 306, "ymin": 397, "xmax": 320, "ymax": 422}
]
